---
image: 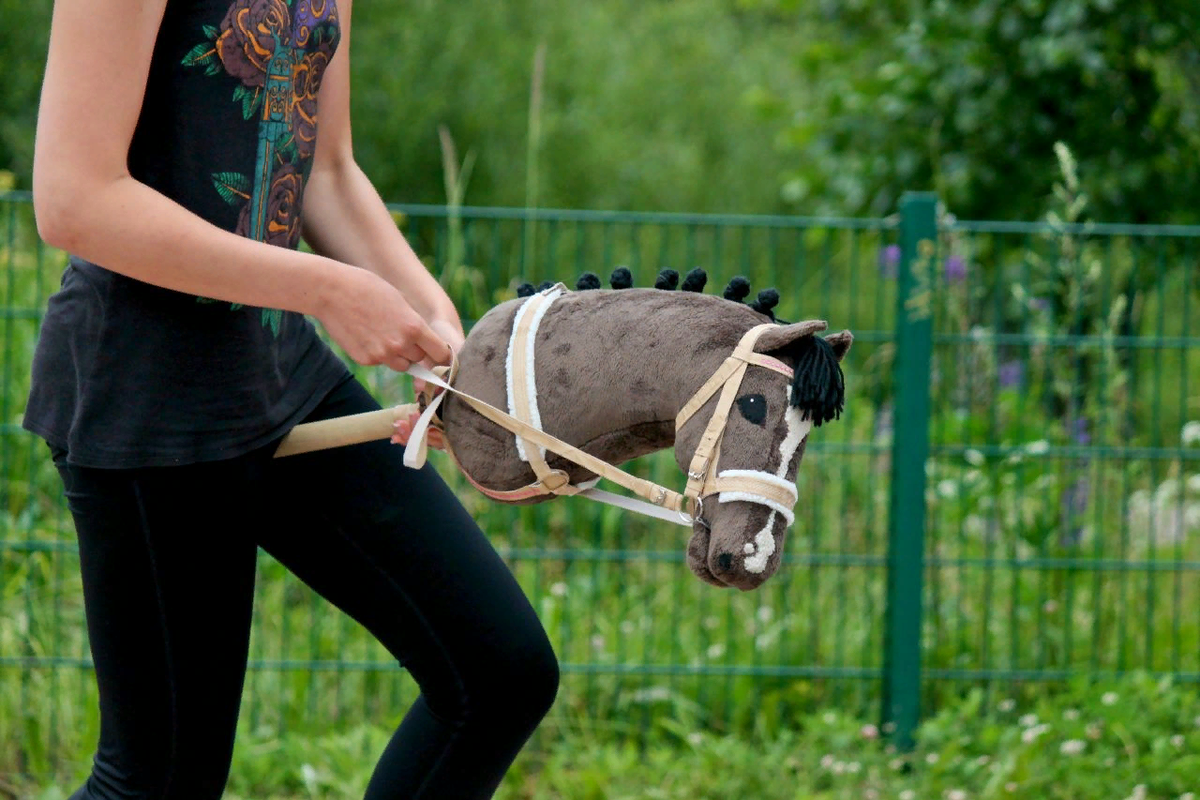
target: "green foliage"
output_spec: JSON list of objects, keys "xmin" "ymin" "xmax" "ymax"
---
[{"xmin": 753, "ymin": 0, "xmax": 1200, "ymax": 223}]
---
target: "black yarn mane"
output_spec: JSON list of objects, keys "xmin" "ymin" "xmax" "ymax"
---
[
  {"xmin": 516, "ymin": 267, "xmax": 783, "ymax": 321},
  {"xmin": 516, "ymin": 267, "xmax": 844, "ymax": 426}
]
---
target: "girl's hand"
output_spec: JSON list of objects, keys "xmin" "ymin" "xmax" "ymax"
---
[
  {"xmin": 316, "ymin": 267, "xmax": 453, "ymax": 373},
  {"xmin": 393, "ymin": 315, "xmax": 464, "ymax": 449}
]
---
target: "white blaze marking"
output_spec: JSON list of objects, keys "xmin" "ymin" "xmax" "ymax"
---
[{"xmin": 719, "ymin": 387, "xmax": 811, "ymax": 574}]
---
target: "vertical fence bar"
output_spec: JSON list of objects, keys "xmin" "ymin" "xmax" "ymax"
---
[{"xmin": 882, "ymin": 192, "xmax": 936, "ymax": 749}]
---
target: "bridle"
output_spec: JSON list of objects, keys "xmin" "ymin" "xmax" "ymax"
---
[{"xmin": 404, "ymin": 285, "xmax": 805, "ymax": 528}]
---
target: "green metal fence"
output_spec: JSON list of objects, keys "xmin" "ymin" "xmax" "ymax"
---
[{"xmin": 2, "ymin": 190, "xmax": 1198, "ymax": 781}]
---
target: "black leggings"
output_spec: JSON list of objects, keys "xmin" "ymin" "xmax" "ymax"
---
[{"xmin": 54, "ymin": 375, "xmax": 559, "ymax": 799}]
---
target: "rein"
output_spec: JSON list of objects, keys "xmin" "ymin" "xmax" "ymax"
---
[{"xmin": 274, "ymin": 286, "xmax": 805, "ymax": 528}]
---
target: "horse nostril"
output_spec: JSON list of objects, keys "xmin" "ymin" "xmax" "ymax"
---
[{"xmin": 716, "ymin": 553, "xmax": 733, "ymax": 571}]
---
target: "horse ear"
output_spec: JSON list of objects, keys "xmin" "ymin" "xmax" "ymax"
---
[
  {"xmin": 824, "ymin": 330, "xmax": 853, "ymax": 362},
  {"xmin": 751, "ymin": 320, "xmax": 828, "ymax": 353}
]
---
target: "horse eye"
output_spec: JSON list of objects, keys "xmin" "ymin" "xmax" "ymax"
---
[{"xmin": 736, "ymin": 394, "xmax": 767, "ymax": 425}]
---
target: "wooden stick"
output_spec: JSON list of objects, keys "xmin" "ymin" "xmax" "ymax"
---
[{"xmin": 273, "ymin": 403, "xmax": 420, "ymax": 457}]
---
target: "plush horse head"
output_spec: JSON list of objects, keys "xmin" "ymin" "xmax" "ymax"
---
[{"xmin": 439, "ymin": 268, "xmax": 852, "ymax": 590}]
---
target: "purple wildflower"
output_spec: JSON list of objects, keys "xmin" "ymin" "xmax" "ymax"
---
[
  {"xmin": 878, "ymin": 244, "xmax": 901, "ymax": 278},
  {"xmin": 944, "ymin": 255, "xmax": 967, "ymax": 283},
  {"xmin": 1071, "ymin": 417, "xmax": 1091, "ymax": 445},
  {"xmin": 998, "ymin": 360, "xmax": 1023, "ymax": 389}
]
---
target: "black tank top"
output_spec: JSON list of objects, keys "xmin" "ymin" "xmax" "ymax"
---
[{"xmin": 23, "ymin": 0, "xmax": 352, "ymax": 467}]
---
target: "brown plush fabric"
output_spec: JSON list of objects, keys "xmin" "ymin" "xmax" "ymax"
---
[{"xmin": 441, "ymin": 288, "xmax": 852, "ymax": 590}]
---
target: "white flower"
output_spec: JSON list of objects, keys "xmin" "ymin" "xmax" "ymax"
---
[
  {"xmin": 549, "ymin": 581, "xmax": 567, "ymax": 597},
  {"xmin": 861, "ymin": 723, "xmax": 880, "ymax": 740},
  {"xmin": 831, "ymin": 761, "xmax": 846, "ymax": 775},
  {"xmin": 1102, "ymin": 691, "xmax": 1119, "ymax": 706},
  {"xmin": 706, "ymin": 643, "xmax": 725, "ymax": 660},
  {"xmin": 946, "ymin": 791, "xmax": 968, "ymax": 800},
  {"xmin": 1126, "ymin": 785, "xmax": 1147, "ymax": 800},
  {"xmin": 820, "ymin": 754, "xmax": 835, "ymax": 769},
  {"xmin": 1180, "ymin": 793, "xmax": 1195, "ymax": 800},
  {"xmin": 965, "ymin": 448, "xmax": 985, "ymax": 466},
  {"xmin": 686, "ymin": 732, "xmax": 703, "ymax": 746},
  {"xmin": 889, "ymin": 758, "xmax": 906, "ymax": 771},
  {"xmin": 756, "ymin": 605, "xmax": 773, "ymax": 623},
  {"xmin": 1025, "ymin": 440, "xmax": 1051, "ymax": 455},
  {"xmin": 975, "ymin": 755, "xmax": 990, "ymax": 766},
  {"xmin": 926, "ymin": 752, "xmax": 940, "ymax": 764},
  {"xmin": 900, "ymin": 791, "xmax": 916, "ymax": 800},
  {"xmin": 1019, "ymin": 713, "xmax": 1039, "ymax": 727},
  {"xmin": 937, "ymin": 479, "xmax": 959, "ymax": 499},
  {"xmin": 1060, "ymin": 739, "xmax": 1086, "ymax": 755},
  {"xmin": 1005, "ymin": 783, "xmax": 1018, "ymax": 793},
  {"xmin": 620, "ymin": 620, "xmax": 635, "ymax": 634},
  {"xmin": 1021, "ymin": 723, "xmax": 1049, "ymax": 743},
  {"xmin": 1171, "ymin": 734, "xmax": 1185, "ymax": 748},
  {"xmin": 883, "ymin": 721, "xmax": 897, "ymax": 734},
  {"xmin": 998, "ymin": 698, "xmax": 1016, "ymax": 712},
  {"xmin": 1086, "ymin": 723, "xmax": 1103, "ymax": 739},
  {"xmin": 1181, "ymin": 421, "xmax": 1200, "ymax": 446},
  {"xmin": 591, "ymin": 635, "xmax": 606, "ymax": 651},
  {"xmin": 864, "ymin": 790, "xmax": 880, "ymax": 800},
  {"xmin": 1063, "ymin": 708, "xmax": 1080, "ymax": 720},
  {"xmin": 823, "ymin": 711, "xmax": 837, "ymax": 724},
  {"xmin": 703, "ymin": 615, "xmax": 721, "ymax": 630},
  {"xmin": 847, "ymin": 761, "xmax": 861, "ymax": 774}
]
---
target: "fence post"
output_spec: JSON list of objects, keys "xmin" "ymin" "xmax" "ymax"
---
[{"xmin": 882, "ymin": 192, "xmax": 937, "ymax": 750}]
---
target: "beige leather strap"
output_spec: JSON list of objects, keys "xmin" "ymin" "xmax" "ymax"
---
[{"xmin": 708, "ymin": 474, "xmax": 798, "ymax": 508}]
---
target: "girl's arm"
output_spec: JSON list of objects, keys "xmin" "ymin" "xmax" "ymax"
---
[
  {"xmin": 31, "ymin": 0, "xmax": 451, "ymax": 372},
  {"xmin": 298, "ymin": 0, "xmax": 465, "ymax": 352}
]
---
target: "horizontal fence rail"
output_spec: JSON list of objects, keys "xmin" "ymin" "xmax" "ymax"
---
[{"xmin": 1, "ymin": 190, "xmax": 1198, "ymax": 782}]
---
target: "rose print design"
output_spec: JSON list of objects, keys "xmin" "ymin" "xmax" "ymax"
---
[{"xmin": 182, "ymin": 0, "xmax": 339, "ymax": 334}]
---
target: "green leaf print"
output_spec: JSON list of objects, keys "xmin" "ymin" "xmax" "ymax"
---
[
  {"xmin": 181, "ymin": 41, "xmax": 218, "ymax": 69},
  {"xmin": 202, "ymin": 24, "xmax": 220, "ymax": 40},
  {"xmin": 233, "ymin": 84, "xmax": 262, "ymax": 120},
  {"xmin": 212, "ymin": 172, "xmax": 251, "ymax": 207},
  {"xmin": 262, "ymin": 308, "xmax": 283, "ymax": 336}
]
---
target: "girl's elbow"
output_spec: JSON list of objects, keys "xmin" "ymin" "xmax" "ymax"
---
[{"xmin": 32, "ymin": 179, "xmax": 85, "ymax": 253}]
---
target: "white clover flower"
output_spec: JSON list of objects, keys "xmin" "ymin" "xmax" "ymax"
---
[
  {"xmin": 1126, "ymin": 785, "xmax": 1148, "ymax": 800},
  {"xmin": 591, "ymin": 635, "xmax": 606, "ymax": 651},
  {"xmin": 703, "ymin": 615, "xmax": 721, "ymax": 630},
  {"xmin": 861, "ymin": 723, "xmax": 880, "ymax": 740},
  {"xmin": 937, "ymin": 479, "xmax": 959, "ymax": 499},
  {"xmin": 1025, "ymin": 440, "xmax": 1051, "ymax": 455},
  {"xmin": 1060, "ymin": 739, "xmax": 1085, "ymax": 755},
  {"xmin": 900, "ymin": 791, "xmax": 916, "ymax": 800},
  {"xmin": 756, "ymin": 605, "xmax": 773, "ymax": 623},
  {"xmin": 686, "ymin": 732, "xmax": 703, "ymax": 746},
  {"xmin": 1019, "ymin": 713, "xmax": 1039, "ymax": 727},
  {"xmin": 620, "ymin": 620, "xmax": 635, "ymax": 634},
  {"xmin": 820, "ymin": 754, "xmax": 835, "ymax": 769},
  {"xmin": 975, "ymin": 755, "xmax": 990, "ymax": 767},
  {"xmin": 1179, "ymin": 793, "xmax": 1195, "ymax": 800},
  {"xmin": 1043, "ymin": 600, "xmax": 1059, "ymax": 614},
  {"xmin": 998, "ymin": 698, "xmax": 1016, "ymax": 712},
  {"xmin": 1181, "ymin": 421, "xmax": 1200, "ymax": 447},
  {"xmin": 832, "ymin": 761, "xmax": 846, "ymax": 775},
  {"xmin": 823, "ymin": 711, "xmax": 837, "ymax": 724},
  {"xmin": 864, "ymin": 790, "xmax": 880, "ymax": 800},
  {"xmin": 1086, "ymin": 722, "xmax": 1103, "ymax": 740},
  {"xmin": 964, "ymin": 448, "xmax": 985, "ymax": 466},
  {"xmin": 1102, "ymin": 691, "xmax": 1119, "ymax": 705},
  {"xmin": 946, "ymin": 790, "xmax": 968, "ymax": 800},
  {"xmin": 706, "ymin": 643, "xmax": 725, "ymax": 660},
  {"xmin": 847, "ymin": 761, "xmax": 861, "ymax": 774},
  {"xmin": 889, "ymin": 758, "xmax": 906, "ymax": 771},
  {"xmin": 549, "ymin": 581, "xmax": 567, "ymax": 597},
  {"xmin": 926, "ymin": 752, "xmax": 940, "ymax": 764},
  {"xmin": 1063, "ymin": 708, "xmax": 1080, "ymax": 721},
  {"xmin": 1171, "ymin": 734, "xmax": 1185, "ymax": 748}
]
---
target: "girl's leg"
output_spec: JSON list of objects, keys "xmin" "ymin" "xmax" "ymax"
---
[
  {"xmin": 261, "ymin": 376, "xmax": 559, "ymax": 799},
  {"xmin": 55, "ymin": 452, "xmax": 262, "ymax": 800}
]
